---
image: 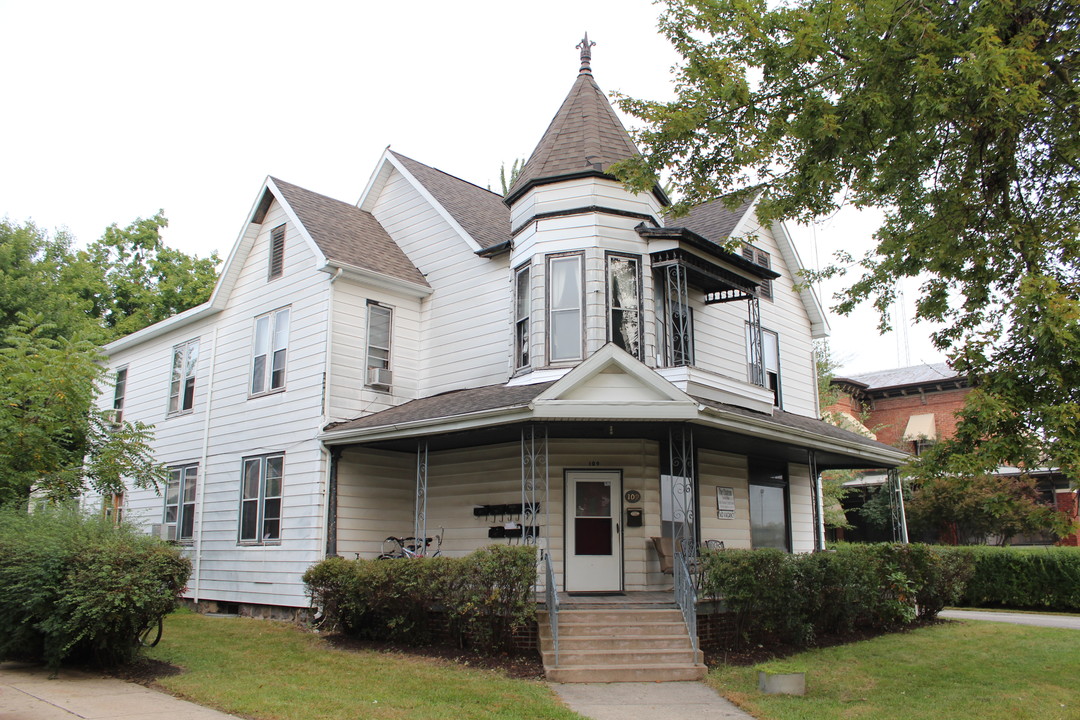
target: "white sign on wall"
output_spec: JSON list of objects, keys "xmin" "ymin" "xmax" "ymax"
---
[{"xmin": 717, "ymin": 486, "xmax": 736, "ymax": 520}]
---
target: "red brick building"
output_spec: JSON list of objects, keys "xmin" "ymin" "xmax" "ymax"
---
[{"xmin": 826, "ymin": 363, "xmax": 1078, "ymax": 545}]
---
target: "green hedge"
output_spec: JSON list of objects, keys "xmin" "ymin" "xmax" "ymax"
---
[
  {"xmin": 699, "ymin": 544, "xmax": 974, "ymax": 648},
  {"xmin": 303, "ymin": 545, "xmax": 537, "ymax": 653},
  {"xmin": 0, "ymin": 506, "xmax": 192, "ymax": 669},
  {"xmin": 958, "ymin": 546, "xmax": 1080, "ymax": 611}
]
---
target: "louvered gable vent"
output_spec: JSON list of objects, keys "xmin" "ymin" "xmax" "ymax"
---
[{"xmin": 269, "ymin": 224, "xmax": 286, "ymax": 280}]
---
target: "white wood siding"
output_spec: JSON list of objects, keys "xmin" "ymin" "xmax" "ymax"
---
[
  {"xmin": 101, "ymin": 197, "xmax": 332, "ymax": 608},
  {"xmin": 370, "ymin": 169, "xmax": 508, "ymax": 395}
]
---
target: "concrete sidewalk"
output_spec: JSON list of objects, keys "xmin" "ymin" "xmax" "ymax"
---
[
  {"xmin": 551, "ymin": 681, "xmax": 755, "ymax": 720},
  {"xmin": 0, "ymin": 662, "xmax": 240, "ymax": 719},
  {"xmin": 940, "ymin": 608, "xmax": 1080, "ymax": 629}
]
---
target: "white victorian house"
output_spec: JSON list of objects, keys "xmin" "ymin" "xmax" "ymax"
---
[{"xmin": 95, "ymin": 38, "xmax": 905, "ymax": 679}]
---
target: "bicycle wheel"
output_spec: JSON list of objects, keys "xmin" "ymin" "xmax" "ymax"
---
[{"xmin": 138, "ymin": 617, "xmax": 163, "ymax": 648}]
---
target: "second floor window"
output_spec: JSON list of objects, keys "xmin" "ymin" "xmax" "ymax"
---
[
  {"xmin": 252, "ymin": 308, "xmax": 290, "ymax": 395},
  {"xmin": 514, "ymin": 264, "xmax": 530, "ymax": 369},
  {"xmin": 746, "ymin": 325, "xmax": 781, "ymax": 407},
  {"xmin": 655, "ymin": 268, "xmax": 694, "ymax": 367},
  {"xmin": 366, "ymin": 302, "xmax": 393, "ymax": 389},
  {"xmin": 167, "ymin": 340, "xmax": 198, "ymax": 415},
  {"xmin": 112, "ymin": 367, "xmax": 127, "ymax": 425},
  {"xmin": 548, "ymin": 254, "xmax": 583, "ymax": 363},
  {"xmin": 607, "ymin": 254, "xmax": 642, "ymax": 359}
]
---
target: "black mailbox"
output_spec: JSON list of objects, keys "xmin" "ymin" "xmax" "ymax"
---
[{"xmin": 626, "ymin": 507, "xmax": 643, "ymax": 528}]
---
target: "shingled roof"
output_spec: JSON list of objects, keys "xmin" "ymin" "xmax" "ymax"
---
[
  {"xmin": 505, "ymin": 59, "xmax": 641, "ymax": 204},
  {"xmin": 675, "ymin": 194, "xmax": 757, "ymax": 244},
  {"xmin": 270, "ymin": 177, "xmax": 428, "ymax": 287},
  {"xmin": 389, "ymin": 152, "xmax": 510, "ymax": 252}
]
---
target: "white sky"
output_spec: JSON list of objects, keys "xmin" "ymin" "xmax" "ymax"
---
[{"xmin": 0, "ymin": 0, "xmax": 944, "ymax": 375}]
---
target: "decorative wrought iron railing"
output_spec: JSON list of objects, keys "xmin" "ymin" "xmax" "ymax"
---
[
  {"xmin": 544, "ymin": 550, "xmax": 559, "ymax": 667},
  {"xmin": 673, "ymin": 550, "xmax": 698, "ymax": 652}
]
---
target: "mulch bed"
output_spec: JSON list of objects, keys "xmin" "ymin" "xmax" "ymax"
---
[{"xmin": 323, "ymin": 634, "xmax": 546, "ymax": 680}]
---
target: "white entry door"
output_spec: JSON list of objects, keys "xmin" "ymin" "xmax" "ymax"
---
[{"xmin": 564, "ymin": 471, "xmax": 622, "ymax": 592}]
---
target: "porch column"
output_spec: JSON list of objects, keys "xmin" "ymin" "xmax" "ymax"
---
[
  {"xmin": 521, "ymin": 423, "xmax": 549, "ymax": 550},
  {"xmin": 414, "ymin": 440, "xmax": 428, "ymax": 546},
  {"xmin": 888, "ymin": 467, "xmax": 910, "ymax": 543},
  {"xmin": 667, "ymin": 424, "xmax": 697, "ymax": 561},
  {"xmin": 664, "ymin": 264, "xmax": 693, "ymax": 366},
  {"xmin": 808, "ymin": 450, "xmax": 826, "ymax": 551},
  {"xmin": 746, "ymin": 296, "xmax": 764, "ymax": 387}
]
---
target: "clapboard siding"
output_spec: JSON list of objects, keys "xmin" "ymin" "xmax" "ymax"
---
[
  {"xmin": 371, "ymin": 169, "xmax": 508, "ymax": 395},
  {"xmin": 789, "ymin": 463, "xmax": 816, "ymax": 553}
]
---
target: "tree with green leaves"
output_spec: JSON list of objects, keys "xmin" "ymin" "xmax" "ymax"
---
[
  {"xmin": 617, "ymin": 0, "xmax": 1080, "ymax": 484},
  {"xmin": 0, "ymin": 315, "xmax": 167, "ymax": 506}
]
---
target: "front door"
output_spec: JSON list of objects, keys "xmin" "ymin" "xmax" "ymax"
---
[{"xmin": 564, "ymin": 471, "xmax": 622, "ymax": 592}]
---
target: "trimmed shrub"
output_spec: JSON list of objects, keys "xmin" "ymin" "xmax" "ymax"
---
[
  {"xmin": 0, "ymin": 506, "xmax": 191, "ymax": 669},
  {"xmin": 699, "ymin": 543, "xmax": 975, "ymax": 649},
  {"xmin": 303, "ymin": 545, "xmax": 536, "ymax": 653},
  {"xmin": 959, "ymin": 546, "xmax": 1080, "ymax": 611}
]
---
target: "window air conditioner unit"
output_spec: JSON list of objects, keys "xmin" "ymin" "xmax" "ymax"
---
[
  {"xmin": 149, "ymin": 523, "xmax": 177, "ymax": 541},
  {"xmin": 368, "ymin": 367, "xmax": 393, "ymax": 387}
]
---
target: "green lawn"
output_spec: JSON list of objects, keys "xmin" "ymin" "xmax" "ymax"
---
[
  {"xmin": 145, "ymin": 610, "xmax": 581, "ymax": 720},
  {"xmin": 709, "ymin": 620, "xmax": 1080, "ymax": 720}
]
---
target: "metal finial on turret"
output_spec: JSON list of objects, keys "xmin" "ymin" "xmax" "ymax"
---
[{"xmin": 577, "ymin": 32, "xmax": 596, "ymax": 74}]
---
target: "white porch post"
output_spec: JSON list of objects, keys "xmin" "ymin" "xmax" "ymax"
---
[
  {"xmin": 889, "ymin": 467, "xmax": 910, "ymax": 543},
  {"xmin": 414, "ymin": 440, "xmax": 428, "ymax": 547}
]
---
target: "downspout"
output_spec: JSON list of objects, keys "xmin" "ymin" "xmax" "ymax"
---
[
  {"xmin": 319, "ymin": 268, "xmax": 343, "ymax": 558},
  {"xmin": 193, "ymin": 325, "xmax": 220, "ymax": 604}
]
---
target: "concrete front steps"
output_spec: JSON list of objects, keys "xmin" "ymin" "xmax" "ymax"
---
[{"xmin": 538, "ymin": 601, "xmax": 706, "ymax": 683}]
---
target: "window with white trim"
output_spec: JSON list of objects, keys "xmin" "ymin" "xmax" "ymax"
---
[
  {"xmin": 239, "ymin": 453, "xmax": 284, "ymax": 544},
  {"xmin": 112, "ymin": 367, "xmax": 127, "ymax": 425},
  {"xmin": 548, "ymin": 254, "xmax": 583, "ymax": 362},
  {"xmin": 251, "ymin": 308, "xmax": 290, "ymax": 395},
  {"xmin": 366, "ymin": 302, "xmax": 393, "ymax": 389},
  {"xmin": 607, "ymin": 254, "xmax": 642, "ymax": 359},
  {"xmin": 269, "ymin": 224, "xmax": 285, "ymax": 280},
  {"xmin": 167, "ymin": 340, "xmax": 198, "ymax": 416},
  {"xmin": 514, "ymin": 264, "xmax": 530, "ymax": 370},
  {"xmin": 655, "ymin": 270, "xmax": 694, "ymax": 367},
  {"xmin": 164, "ymin": 464, "xmax": 197, "ymax": 542},
  {"xmin": 746, "ymin": 325, "xmax": 781, "ymax": 407},
  {"xmin": 104, "ymin": 492, "xmax": 124, "ymax": 525},
  {"xmin": 742, "ymin": 243, "xmax": 773, "ymax": 300}
]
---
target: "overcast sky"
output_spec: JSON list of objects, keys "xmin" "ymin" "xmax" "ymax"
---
[{"xmin": 1, "ymin": 0, "xmax": 944, "ymax": 375}]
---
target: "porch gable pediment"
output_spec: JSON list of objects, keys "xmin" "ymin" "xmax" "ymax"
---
[{"xmin": 531, "ymin": 344, "xmax": 702, "ymax": 419}]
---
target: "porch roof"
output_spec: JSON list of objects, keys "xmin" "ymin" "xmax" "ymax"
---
[{"xmin": 321, "ymin": 381, "xmax": 907, "ymax": 470}]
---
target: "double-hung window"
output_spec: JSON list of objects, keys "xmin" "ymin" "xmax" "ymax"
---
[
  {"xmin": 514, "ymin": 264, "xmax": 530, "ymax": 370},
  {"xmin": 748, "ymin": 459, "xmax": 789, "ymax": 550},
  {"xmin": 112, "ymin": 367, "xmax": 128, "ymax": 425},
  {"xmin": 164, "ymin": 464, "xmax": 197, "ymax": 542},
  {"xmin": 251, "ymin": 308, "xmax": 290, "ymax": 395},
  {"xmin": 746, "ymin": 325, "xmax": 781, "ymax": 406},
  {"xmin": 239, "ymin": 453, "xmax": 284, "ymax": 544},
  {"xmin": 366, "ymin": 302, "xmax": 393, "ymax": 389},
  {"xmin": 607, "ymin": 254, "xmax": 642, "ymax": 359},
  {"xmin": 167, "ymin": 340, "xmax": 198, "ymax": 415},
  {"xmin": 548, "ymin": 254, "xmax": 583, "ymax": 363},
  {"xmin": 655, "ymin": 269, "xmax": 694, "ymax": 367}
]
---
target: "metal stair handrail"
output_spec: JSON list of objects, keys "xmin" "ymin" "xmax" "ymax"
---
[
  {"xmin": 544, "ymin": 550, "xmax": 559, "ymax": 667},
  {"xmin": 673, "ymin": 550, "xmax": 698, "ymax": 652}
]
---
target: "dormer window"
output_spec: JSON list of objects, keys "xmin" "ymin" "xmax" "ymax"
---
[
  {"xmin": 269, "ymin": 224, "xmax": 285, "ymax": 280},
  {"xmin": 514, "ymin": 264, "xmax": 531, "ymax": 370},
  {"xmin": 607, "ymin": 254, "xmax": 642, "ymax": 359},
  {"xmin": 548, "ymin": 254, "xmax": 583, "ymax": 363}
]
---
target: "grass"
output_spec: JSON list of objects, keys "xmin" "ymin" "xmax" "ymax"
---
[
  {"xmin": 145, "ymin": 610, "xmax": 581, "ymax": 720},
  {"xmin": 708, "ymin": 620, "xmax": 1080, "ymax": 720}
]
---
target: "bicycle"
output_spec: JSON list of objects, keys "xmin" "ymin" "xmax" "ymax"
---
[
  {"xmin": 378, "ymin": 528, "xmax": 443, "ymax": 559},
  {"xmin": 136, "ymin": 616, "xmax": 163, "ymax": 648}
]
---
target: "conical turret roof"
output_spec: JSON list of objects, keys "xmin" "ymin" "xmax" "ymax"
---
[{"xmin": 505, "ymin": 36, "xmax": 645, "ymax": 205}]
